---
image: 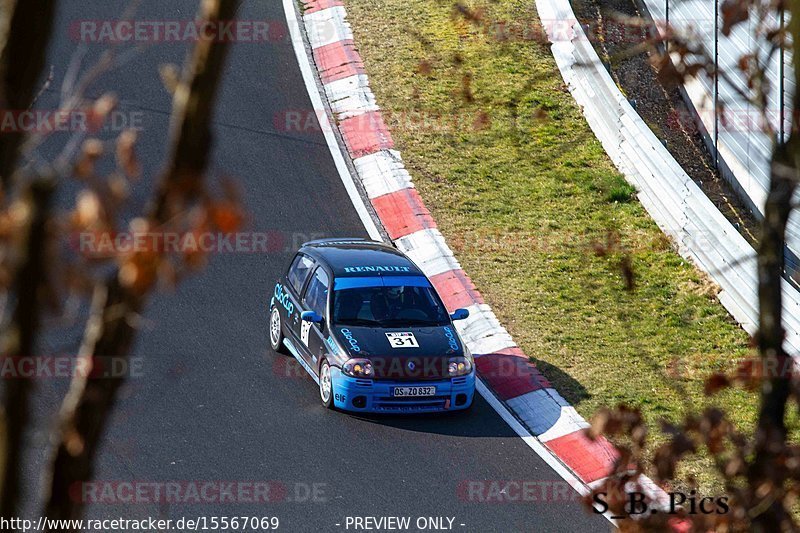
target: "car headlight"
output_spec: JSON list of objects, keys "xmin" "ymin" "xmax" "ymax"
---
[
  {"xmin": 448, "ymin": 356, "xmax": 473, "ymax": 377},
  {"xmin": 342, "ymin": 358, "xmax": 373, "ymax": 378}
]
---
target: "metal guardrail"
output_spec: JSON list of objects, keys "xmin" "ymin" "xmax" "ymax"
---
[
  {"xmin": 536, "ymin": 0, "xmax": 800, "ymax": 354},
  {"xmin": 638, "ymin": 0, "xmax": 800, "ymax": 282}
]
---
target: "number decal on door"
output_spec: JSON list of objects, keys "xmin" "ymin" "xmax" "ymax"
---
[
  {"xmin": 385, "ymin": 332, "xmax": 419, "ymax": 348},
  {"xmin": 301, "ymin": 320, "xmax": 312, "ymax": 346}
]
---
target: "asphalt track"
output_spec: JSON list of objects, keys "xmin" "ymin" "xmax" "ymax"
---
[{"xmin": 17, "ymin": 1, "xmax": 610, "ymax": 531}]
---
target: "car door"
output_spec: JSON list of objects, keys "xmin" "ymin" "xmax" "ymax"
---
[
  {"xmin": 300, "ymin": 266, "xmax": 330, "ymax": 371},
  {"xmin": 282, "ymin": 253, "xmax": 316, "ymax": 344}
]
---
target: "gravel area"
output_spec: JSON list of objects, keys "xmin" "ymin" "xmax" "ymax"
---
[{"xmin": 571, "ymin": 0, "xmax": 760, "ymax": 247}]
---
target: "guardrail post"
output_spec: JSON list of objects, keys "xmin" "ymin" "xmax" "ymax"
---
[
  {"xmin": 779, "ymin": 9, "xmax": 785, "ymax": 142},
  {"xmin": 713, "ymin": 0, "xmax": 719, "ymax": 168}
]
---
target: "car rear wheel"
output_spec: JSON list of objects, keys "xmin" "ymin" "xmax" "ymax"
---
[
  {"xmin": 319, "ymin": 359, "xmax": 334, "ymax": 409},
  {"xmin": 269, "ymin": 307, "xmax": 287, "ymax": 354}
]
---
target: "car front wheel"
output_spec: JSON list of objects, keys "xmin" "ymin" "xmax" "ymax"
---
[{"xmin": 319, "ymin": 359, "xmax": 334, "ymax": 409}]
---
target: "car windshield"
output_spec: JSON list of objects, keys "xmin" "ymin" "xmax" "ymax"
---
[{"xmin": 333, "ymin": 284, "xmax": 450, "ymax": 327}]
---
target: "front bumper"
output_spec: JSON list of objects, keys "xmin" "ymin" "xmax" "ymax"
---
[{"xmin": 330, "ymin": 368, "xmax": 476, "ymax": 413}]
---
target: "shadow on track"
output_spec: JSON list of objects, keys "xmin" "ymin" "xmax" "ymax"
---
[{"xmin": 340, "ymin": 396, "xmax": 516, "ymax": 439}]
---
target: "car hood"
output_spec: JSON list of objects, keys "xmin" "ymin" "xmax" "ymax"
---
[{"xmin": 332, "ymin": 324, "xmax": 465, "ymax": 380}]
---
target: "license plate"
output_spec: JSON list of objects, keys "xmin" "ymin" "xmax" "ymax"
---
[{"xmin": 392, "ymin": 386, "xmax": 436, "ymax": 397}]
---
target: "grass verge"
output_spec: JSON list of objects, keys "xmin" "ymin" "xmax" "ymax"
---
[{"xmin": 342, "ymin": 0, "xmax": 756, "ymax": 490}]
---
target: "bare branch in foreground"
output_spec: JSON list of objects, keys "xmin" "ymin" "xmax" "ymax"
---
[
  {"xmin": 0, "ymin": 0, "xmax": 57, "ymax": 188},
  {"xmin": 41, "ymin": 0, "xmax": 240, "ymax": 525}
]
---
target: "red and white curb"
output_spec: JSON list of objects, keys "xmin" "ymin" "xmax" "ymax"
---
[{"xmin": 287, "ymin": 0, "xmax": 655, "ymax": 514}]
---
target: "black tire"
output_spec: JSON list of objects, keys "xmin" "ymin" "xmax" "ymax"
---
[
  {"xmin": 319, "ymin": 359, "xmax": 334, "ymax": 409},
  {"xmin": 269, "ymin": 307, "xmax": 287, "ymax": 354}
]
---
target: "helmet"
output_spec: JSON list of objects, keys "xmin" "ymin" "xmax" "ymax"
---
[{"xmin": 386, "ymin": 286, "xmax": 402, "ymax": 300}]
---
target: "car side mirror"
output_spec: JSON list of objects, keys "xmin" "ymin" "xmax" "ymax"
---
[
  {"xmin": 450, "ymin": 308, "xmax": 469, "ymax": 321},
  {"xmin": 301, "ymin": 311, "xmax": 324, "ymax": 324}
]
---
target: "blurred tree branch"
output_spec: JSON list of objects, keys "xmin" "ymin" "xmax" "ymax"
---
[
  {"xmin": 0, "ymin": 0, "xmax": 57, "ymax": 522},
  {"xmin": 0, "ymin": 177, "xmax": 55, "ymax": 520},
  {"xmin": 747, "ymin": 5, "xmax": 800, "ymax": 529},
  {"xmin": 41, "ymin": 0, "xmax": 239, "ymax": 526},
  {"xmin": 0, "ymin": 0, "xmax": 56, "ymax": 187}
]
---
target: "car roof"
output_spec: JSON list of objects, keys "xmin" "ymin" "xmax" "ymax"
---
[{"xmin": 299, "ymin": 239, "xmax": 424, "ymax": 278}]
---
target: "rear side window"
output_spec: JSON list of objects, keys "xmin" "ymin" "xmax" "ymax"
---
[
  {"xmin": 303, "ymin": 268, "xmax": 330, "ymax": 317},
  {"xmin": 287, "ymin": 254, "xmax": 315, "ymax": 293}
]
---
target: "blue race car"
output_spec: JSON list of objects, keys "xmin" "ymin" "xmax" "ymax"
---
[{"xmin": 269, "ymin": 238, "xmax": 475, "ymax": 413}]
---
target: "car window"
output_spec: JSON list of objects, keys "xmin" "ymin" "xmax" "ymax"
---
[
  {"xmin": 303, "ymin": 268, "xmax": 330, "ymax": 318},
  {"xmin": 287, "ymin": 254, "xmax": 315, "ymax": 294},
  {"xmin": 333, "ymin": 285, "xmax": 449, "ymax": 327}
]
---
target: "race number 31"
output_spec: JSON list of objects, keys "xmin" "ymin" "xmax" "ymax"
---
[{"xmin": 385, "ymin": 332, "xmax": 419, "ymax": 348}]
